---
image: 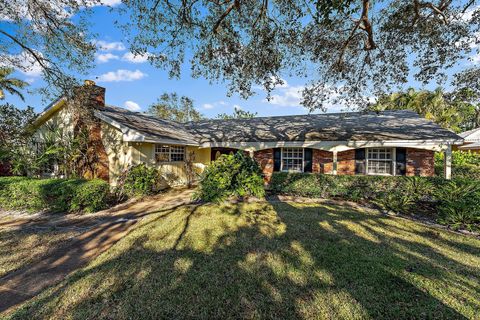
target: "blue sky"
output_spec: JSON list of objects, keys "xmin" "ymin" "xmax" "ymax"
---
[{"xmin": 2, "ymin": 1, "xmax": 478, "ymax": 117}]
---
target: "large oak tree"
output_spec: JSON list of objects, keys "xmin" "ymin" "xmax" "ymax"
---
[{"xmin": 118, "ymin": 0, "xmax": 479, "ymax": 110}]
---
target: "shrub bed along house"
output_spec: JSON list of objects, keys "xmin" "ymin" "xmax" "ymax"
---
[
  {"xmin": 0, "ymin": 176, "xmax": 110, "ymax": 213},
  {"xmin": 114, "ymin": 163, "xmax": 168, "ymax": 199},
  {"xmin": 270, "ymin": 173, "xmax": 480, "ymax": 231}
]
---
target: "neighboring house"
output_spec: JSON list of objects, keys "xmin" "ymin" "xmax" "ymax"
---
[
  {"xmin": 31, "ymin": 82, "xmax": 463, "ymax": 185},
  {"xmin": 457, "ymin": 128, "xmax": 480, "ymax": 153}
]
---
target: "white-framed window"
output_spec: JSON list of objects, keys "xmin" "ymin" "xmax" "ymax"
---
[
  {"xmin": 155, "ymin": 145, "xmax": 185, "ymax": 162},
  {"xmin": 367, "ymin": 148, "xmax": 394, "ymax": 175},
  {"xmin": 281, "ymin": 147, "xmax": 304, "ymax": 172}
]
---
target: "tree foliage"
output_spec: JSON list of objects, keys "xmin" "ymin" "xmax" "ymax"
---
[
  {"xmin": 1, "ymin": 0, "xmax": 100, "ymax": 95},
  {"xmin": 0, "ymin": 67, "xmax": 28, "ymax": 101},
  {"xmin": 147, "ymin": 92, "xmax": 204, "ymax": 122},
  {"xmin": 0, "ymin": 103, "xmax": 35, "ymax": 162},
  {"xmin": 370, "ymin": 88, "xmax": 479, "ymax": 132},
  {"xmin": 119, "ymin": 0, "xmax": 479, "ymax": 110},
  {"xmin": 217, "ymin": 107, "xmax": 257, "ymax": 119}
]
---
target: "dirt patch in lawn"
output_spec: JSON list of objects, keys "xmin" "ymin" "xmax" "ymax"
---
[{"xmin": 0, "ymin": 188, "xmax": 195, "ymax": 314}]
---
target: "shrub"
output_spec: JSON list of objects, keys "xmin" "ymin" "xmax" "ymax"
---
[
  {"xmin": 195, "ymin": 152, "xmax": 265, "ymax": 202},
  {"xmin": 435, "ymin": 180, "xmax": 480, "ymax": 231},
  {"xmin": 270, "ymin": 173, "xmax": 480, "ymax": 231},
  {"xmin": 435, "ymin": 151, "xmax": 480, "ymax": 180},
  {"xmin": 0, "ymin": 176, "xmax": 110, "ymax": 213},
  {"xmin": 116, "ymin": 164, "xmax": 167, "ymax": 198}
]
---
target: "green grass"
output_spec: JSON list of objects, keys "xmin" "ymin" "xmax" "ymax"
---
[
  {"xmin": 0, "ymin": 223, "xmax": 79, "ymax": 278},
  {"xmin": 6, "ymin": 201, "xmax": 480, "ymax": 319}
]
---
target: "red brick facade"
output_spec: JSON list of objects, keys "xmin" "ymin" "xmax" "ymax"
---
[
  {"xmin": 253, "ymin": 149, "xmax": 274, "ymax": 183},
  {"xmin": 313, "ymin": 149, "xmax": 333, "ymax": 174},
  {"xmin": 406, "ymin": 148, "xmax": 435, "ymax": 177},
  {"xmin": 252, "ymin": 147, "xmax": 435, "ymax": 181},
  {"xmin": 337, "ymin": 150, "xmax": 356, "ymax": 175}
]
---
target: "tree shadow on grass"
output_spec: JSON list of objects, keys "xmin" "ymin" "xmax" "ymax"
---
[{"xmin": 6, "ymin": 200, "xmax": 479, "ymax": 319}]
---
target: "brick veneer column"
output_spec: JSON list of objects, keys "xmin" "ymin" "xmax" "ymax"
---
[
  {"xmin": 313, "ymin": 149, "xmax": 333, "ymax": 174},
  {"xmin": 253, "ymin": 149, "xmax": 274, "ymax": 183},
  {"xmin": 406, "ymin": 148, "xmax": 435, "ymax": 177},
  {"xmin": 337, "ymin": 150, "xmax": 356, "ymax": 175}
]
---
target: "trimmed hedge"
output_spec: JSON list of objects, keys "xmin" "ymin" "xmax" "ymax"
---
[
  {"xmin": 270, "ymin": 173, "xmax": 480, "ymax": 231},
  {"xmin": 0, "ymin": 176, "xmax": 110, "ymax": 213}
]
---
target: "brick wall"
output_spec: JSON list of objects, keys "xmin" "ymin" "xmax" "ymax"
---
[
  {"xmin": 253, "ymin": 149, "xmax": 274, "ymax": 183},
  {"xmin": 406, "ymin": 148, "xmax": 435, "ymax": 177},
  {"xmin": 313, "ymin": 149, "xmax": 333, "ymax": 174},
  {"xmin": 337, "ymin": 150, "xmax": 356, "ymax": 175}
]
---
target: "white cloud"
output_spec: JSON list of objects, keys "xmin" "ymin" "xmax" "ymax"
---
[
  {"xmin": 124, "ymin": 100, "xmax": 141, "ymax": 111},
  {"xmin": 233, "ymin": 104, "xmax": 242, "ymax": 110},
  {"xmin": 267, "ymin": 85, "xmax": 305, "ymax": 107},
  {"xmin": 98, "ymin": 0, "xmax": 122, "ymax": 6},
  {"xmin": 95, "ymin": 40, "xmax": 126, "ymax": 51},
  {"xmin": 202, "ymin": 103, "xmax": 214, "ymax": 109},
  {"xmin": 1, "ymin": 51, "xmax": 44, "ymax": 77},
  {"xmin": 97, "ymin": 69, "xmax": 147, "ymax": 82},
  {"xmin": 122, "ymin": 52, "xmax": 150, "ymax": 63},
  {"xmin": 96, "ymin": 53, "xmax": 119, "ymax": 63},
  {"xmin": 84, "ymin": 0, "xmax": 122, "ymax": 7}
]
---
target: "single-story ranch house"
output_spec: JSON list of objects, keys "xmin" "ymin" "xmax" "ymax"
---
[{"xmin": 31, "ymin": 82, "xmax": 463, "ymax": 185}]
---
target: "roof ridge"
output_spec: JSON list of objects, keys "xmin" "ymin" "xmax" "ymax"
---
[{"xmin": 186, "ymin": 109, "xmax": 417, "ymax": 124}]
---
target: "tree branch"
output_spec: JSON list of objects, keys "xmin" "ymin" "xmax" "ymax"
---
[{"xmin": 213, "ymin": 0, "xmax": 239, "ymax": 34}]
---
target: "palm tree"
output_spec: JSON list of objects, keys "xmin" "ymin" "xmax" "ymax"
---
[{"xmin": 0, "ymin": 67, "xmax": 28, "ymax": 101}]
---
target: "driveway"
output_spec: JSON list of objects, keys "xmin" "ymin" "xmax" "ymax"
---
[{"xmin": 0, "ymin": 188, "xmax": 195, "ymax": 314}]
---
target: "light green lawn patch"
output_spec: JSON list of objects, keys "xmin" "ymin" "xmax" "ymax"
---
[{"xmin": 6, "ymin": 201, "xmax": 480, "ymax": 319}]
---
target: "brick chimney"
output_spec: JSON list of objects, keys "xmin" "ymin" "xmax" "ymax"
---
[
  {"xmin": 73, "ymin": 80, "xmax": 106, "ymax": 109},
  {"xmin": 83, "ymin": 80, "xmax": 105, "ymax": 108}
]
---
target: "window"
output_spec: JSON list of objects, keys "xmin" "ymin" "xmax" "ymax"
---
[
  {"xmin": 155, "ymin": 145, "xmax": 185, "ymax": 162},
  {"xmin": 367, "ymin": 148, "xmax": 393, "ymax": 175},
  {"xmin": 281, "ymin": 148, "xmax": 303, "ymax": 172}
]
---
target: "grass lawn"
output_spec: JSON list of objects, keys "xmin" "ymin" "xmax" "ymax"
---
[
  {"xmin": 5, "ymin": 201, "xmax": 480, "ymax": 319},
  {"xmin": 0, "ymin": 221, "xmax": 80, "ymax": 278}
]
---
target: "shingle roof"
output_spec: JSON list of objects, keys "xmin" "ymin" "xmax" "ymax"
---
[
  {"xmin": 459, "ymin": 127, "xmax": 480, "ymax": 140},
  {"xmin": 186, "ymin": 110, "xmax": 462, "ymax": 143},
  {"xmin": 96, "ymin": 105, "xmax": 198, "ymax": 145},
  {"xmin": 459, "ymin": 142, "xmax": 480, "ymax": 150},
  {"xmin": 96, "ymin": 107, "xmax": 462, "ymax": 144}
]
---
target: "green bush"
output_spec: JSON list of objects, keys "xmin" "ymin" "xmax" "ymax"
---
[
  {"xmin": 195, "ymin": 152, "xmax": 265, "ymax": 202},
  {"xmin": 117, "ymin": 164, "xmax": 167, "ymax": 198},
  {"xmin": 435, "ymin": 180, "xmax": 480, "ymax": 231},
  {"xmin": 0, "ymin": 176, "xmax": 110, "ymax": 213},
  {"xmin": 435, "ymin": 150, "xmax": 480, "ymax": 166},
  {"xmin": 435, "ymin": 151, "xmax": 480, "ymax": 180},
  {"xmin": 270, "ymin": 173, "xmax": 480, "ymax": 231},
  {"xmin": 435, "ymin": 163, "xmax": 480, "ymax": 180}
]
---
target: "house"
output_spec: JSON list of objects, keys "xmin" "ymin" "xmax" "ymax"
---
[
  {"xmin": 457, "ymin": 128, "xmax": 480, "ymax": 153},
  {"xmin": 31, "ymin": 82, "xmax": 463, "ymax": 185}
]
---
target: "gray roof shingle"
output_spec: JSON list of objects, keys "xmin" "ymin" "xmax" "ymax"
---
[
  {"xmin": 97, "ymin": 105, "xmax": 198, "ymax": 145},
  {"xmin": 186, "ymin": 110, "xmax": 462, "ymax": 143},
  {"xmin": 97, "ymin": 107, "xmax": 462, "ymax": 144}
]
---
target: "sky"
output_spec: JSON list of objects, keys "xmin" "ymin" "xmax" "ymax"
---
[{"xmin": 2, "ymin": 1, "xmax": 479, "ymax": 117}]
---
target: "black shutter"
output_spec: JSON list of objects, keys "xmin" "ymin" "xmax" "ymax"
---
[
  {"xmin": 355, "ymin": 148, "xmax": 366, "ymax": 175},
  {"xmin": 396, "ymin": 148, "xmax": 407, "ymax": 175},
  {"xmin": 304, "ymin": 148, "xmax": 313, "ymax": 172},
  {"xmin": 273, "ymin": 148, "xmax": 281, "ymax": 172}
]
